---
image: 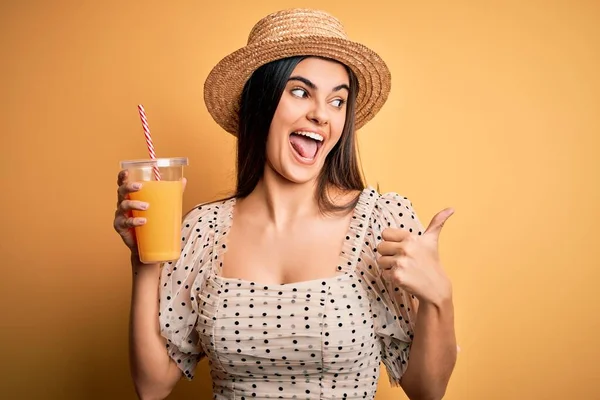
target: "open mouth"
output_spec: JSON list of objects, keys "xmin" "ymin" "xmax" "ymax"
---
[{"xmin": 289, "ymin": 131, "xmax": 324, "ymax": 162}]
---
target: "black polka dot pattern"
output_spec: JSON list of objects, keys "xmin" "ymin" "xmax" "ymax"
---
[{"xmin": 158, "ymin": 186, "xmax": 424, "ymax": 396}]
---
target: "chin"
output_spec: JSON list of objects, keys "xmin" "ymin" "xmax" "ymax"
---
[
  {"xmin": 266, "ymin": 152, "xmax": 327, "ymax": 186},
  {"xmin": 277, "ymin": 161, "xmax": 323, "ymax": 185}
]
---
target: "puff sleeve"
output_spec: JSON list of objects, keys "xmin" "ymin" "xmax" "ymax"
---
[
  {"xmin": 362, "ymin": 191, "xmax": 425, "ymax": 386},
  {"xmin": 158, "ymin": 202, "xmax": 217, "ymax": 380}
]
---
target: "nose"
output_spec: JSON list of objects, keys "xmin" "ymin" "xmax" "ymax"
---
[{"xmin": 306, "ymin": 101, "xmax": 329, "ymax": 126}]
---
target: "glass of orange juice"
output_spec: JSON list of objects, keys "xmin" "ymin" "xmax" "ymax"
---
[{"xmin": 120, "ymin": 157, "xmax": 189, "ymax": 264}]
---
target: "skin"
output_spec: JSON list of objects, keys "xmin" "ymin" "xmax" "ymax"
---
[
  {"xmin": 264, "ymin": 57, "xmax": 349, "ymax": 186},
  {"xmin": 378, "ymin": 211, "xmax": 458, "ymax": 399},
  {"xmin": 113, "ymin": 57, "xmax": 456, "ymax": 400},
  {"xmin": 221, "ymin": 57, "xmax": 355, "ymax": 286}
]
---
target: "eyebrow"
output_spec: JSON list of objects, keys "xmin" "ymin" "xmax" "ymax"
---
[{"xmin": 288, "ymin": 76, "xmax": 350, "ymax": 93}]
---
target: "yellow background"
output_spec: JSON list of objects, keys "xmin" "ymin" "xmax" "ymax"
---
[{"xmin": 2, "ymin": 0, "xmax": 599, "ymax": 399}]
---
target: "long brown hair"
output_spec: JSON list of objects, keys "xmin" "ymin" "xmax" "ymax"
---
[{"xmin": 233, "ymin": 56, "xmax": 365, "ymax": 214}]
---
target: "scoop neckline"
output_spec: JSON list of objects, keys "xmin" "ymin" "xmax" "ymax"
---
[
  {"xmin": 208, "ymin": 186, "xmax": 377, "ymax": 287},
  {"xmin": 211, "ymin": 270, "xmax": 355, "ymax": 288}
]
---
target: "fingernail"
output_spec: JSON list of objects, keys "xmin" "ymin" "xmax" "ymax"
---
[
  {"xmin": 132, "ymin": 183, "xmax": 141, "ymax": 189},
  {"xmin": 140, "ymin": 202, "xmax": 149, "ymax": 209},
  {"xmin": 138, "ymin": 218, "xmax": 146, "ymax": 224}
]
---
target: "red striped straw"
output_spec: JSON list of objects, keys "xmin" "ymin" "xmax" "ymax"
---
[{"xmin": 137, "ymin": 104, "xmax": 161, "ymax": 181}]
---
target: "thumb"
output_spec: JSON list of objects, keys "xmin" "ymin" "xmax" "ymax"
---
[
  {"xmin": 424, "ymin": 208, "xmax": 455, "ymax": 238},
  {"xmin": 182, "ymin": 177, "xmax": 188, "ymax": 193}
]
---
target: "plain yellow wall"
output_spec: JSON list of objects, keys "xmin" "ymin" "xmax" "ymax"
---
[{"xmin": 2, "ymin": 0, "xmax": 599, "ymax": 399}]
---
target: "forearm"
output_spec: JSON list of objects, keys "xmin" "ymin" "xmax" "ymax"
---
[
  {"xmin": 129, "ymin": 255, "xmax": 181, "ymax": 399},
  {"xmin": 400, "ymin": 296, "xmax": 457, "ymax": 400}
]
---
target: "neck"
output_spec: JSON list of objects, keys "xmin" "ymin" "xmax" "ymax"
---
[{"xmin": 241, "ymin": 166, "xmax": 322, "ymax": 229}]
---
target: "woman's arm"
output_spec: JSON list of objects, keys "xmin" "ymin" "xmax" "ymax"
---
[
  {"xmin": 376, "ymin": 203, "xmax": 458, "ymax": 400},
  {"xmin": 129, "ymin": 256, "xmax": 183, "ymax": 400},
  {"xmin": 399, "ymin": 296, "xmax": 457, "ymax": 400}
]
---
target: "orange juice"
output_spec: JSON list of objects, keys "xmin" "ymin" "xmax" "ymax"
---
[{"xmin": 129, "ymin": 180, "xmax": 183, "ymax": 263}]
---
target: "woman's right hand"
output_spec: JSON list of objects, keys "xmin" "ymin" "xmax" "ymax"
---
[{"xmin": 113, "ymin": 169, "xmax": 148, "ymax": 253}]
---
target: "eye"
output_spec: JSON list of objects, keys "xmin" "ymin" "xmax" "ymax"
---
[
  {"xmin": 331, "ymin": 98, "xmax": 346, "ymax": 108},
  {"xmin": 291, "ymin": 88, "xmax": 308, "ymax": 98}
]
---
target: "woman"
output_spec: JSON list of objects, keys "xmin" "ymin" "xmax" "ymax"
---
[{"xmin": 114, "ymin": 8, "xmax": 457, "ymax": 400}]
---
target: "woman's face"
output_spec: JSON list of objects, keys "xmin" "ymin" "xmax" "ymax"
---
[{"xmin": 265, "ymin": 57, "xmax": 350, "ymax": 185}]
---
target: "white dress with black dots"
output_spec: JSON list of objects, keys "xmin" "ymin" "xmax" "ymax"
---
[{"xmin": 159, "ymin": 187, "xmax": 424, "ymax": 399}]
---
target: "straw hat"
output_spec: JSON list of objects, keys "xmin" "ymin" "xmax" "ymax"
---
[{"xmin": 203, "ymin": 8, "xmax": 392, "ymax": 135}]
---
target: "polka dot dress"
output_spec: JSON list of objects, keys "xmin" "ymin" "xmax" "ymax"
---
[{"xmin": 159, "ymin": 187, "xmax": 424, "ymax": 399}]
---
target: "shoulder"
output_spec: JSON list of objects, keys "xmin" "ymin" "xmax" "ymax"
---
[
  {"xmin": 182, "ymin": 197, "xmax": 235, "ymax": 231},
  {"xmin": 160, "ymin": 197, "xmax": 234, "ymax": 294},
  {"xmin": 363, "ymin": 186, "xmax": 425, "ymax": 235},
  {"xmin": 374, "ymin": 190, "xmax": 418, "ymax": 219}
]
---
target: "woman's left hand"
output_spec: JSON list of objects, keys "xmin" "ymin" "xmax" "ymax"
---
[{"xmin": 377, "ymin": 208, "xmax": 455, "ymax": 306}]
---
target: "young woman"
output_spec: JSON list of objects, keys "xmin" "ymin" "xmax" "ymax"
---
[{"xmin": 114, "ymin": 8, "xmax": 457, "ymax": 400}]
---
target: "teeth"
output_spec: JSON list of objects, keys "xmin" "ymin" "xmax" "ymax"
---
[{"xmin": 294, "ymin": 131, "xmax": 324, "ymax": 142}]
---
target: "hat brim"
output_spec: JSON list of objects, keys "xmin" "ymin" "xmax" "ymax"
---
[{"xmin": 203, "ymin": 36, "xmax": 391, "ymax": 135}]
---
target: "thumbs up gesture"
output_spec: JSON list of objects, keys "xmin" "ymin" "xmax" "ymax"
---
[{"xmin": 377, "ymin": 208, "xmax": 455, "ymax": 306}]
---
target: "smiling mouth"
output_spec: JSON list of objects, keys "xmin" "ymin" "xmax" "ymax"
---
[{"xmin": 289, "ymin": 131, "xmax": 324, "ymax": 161}]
